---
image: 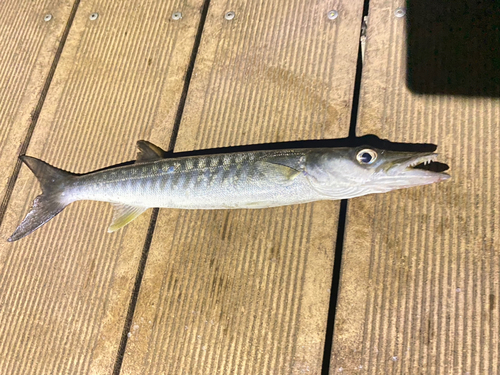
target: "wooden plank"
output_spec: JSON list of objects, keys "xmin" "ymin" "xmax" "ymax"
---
[
  {"xmin": 0, "ymin": 0, "xmax": 73, "ymax": 211},
  {"xmin": 331, "ymin": 0, "xmax": 500, "ymax": 373},
  {"xmin": 121, "ymin": 1, "xmax": 364, "ymax": 374},
  {"xmin": 0, "ymin": 0, "xmax": 203, "ymax": 373}
]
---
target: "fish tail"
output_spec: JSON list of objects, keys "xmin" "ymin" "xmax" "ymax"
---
[{"xmin": 8, "ymin": 156, "xmax": 76, "ymax": 242}]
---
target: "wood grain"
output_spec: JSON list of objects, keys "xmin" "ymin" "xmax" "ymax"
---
[
  {"xmin": 121, "ymin": 1, "xmax": 365, "ymax": 373},
  {"xmin": 331, "ymin": 1, "xmax": 500, "ymax": 373},
  {"xmin": 0, "ymin": 0, "xmax": 203, "ymax": 372}
]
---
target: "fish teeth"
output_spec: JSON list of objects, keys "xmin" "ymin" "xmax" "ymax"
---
[{"xmin": 406, "ymin": 155, "xmax": 437, "ymax": 168}]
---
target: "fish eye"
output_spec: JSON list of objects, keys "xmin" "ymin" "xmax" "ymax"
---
[{"xmin": 356, "ymin": 149, "xmax": 377, "ymax": 165}]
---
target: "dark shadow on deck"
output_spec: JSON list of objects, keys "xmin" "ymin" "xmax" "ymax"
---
[{"xmin": 407, "ymin": 0, "xmax": 500, "ymax": 97}]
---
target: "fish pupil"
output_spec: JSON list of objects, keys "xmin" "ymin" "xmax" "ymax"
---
[{"xmin": 360, "ymin": 153, "xmax": 372, "ymax": 163}]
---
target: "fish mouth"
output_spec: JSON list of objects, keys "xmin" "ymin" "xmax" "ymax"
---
[{"xmin": 387, "ymin": 153, "xmax": 450, "ymax": 184}]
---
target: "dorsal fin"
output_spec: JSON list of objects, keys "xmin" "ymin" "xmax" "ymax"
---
[{"xmin": 136, "ymin": 140, "xmax": 167, "ymax": 163}]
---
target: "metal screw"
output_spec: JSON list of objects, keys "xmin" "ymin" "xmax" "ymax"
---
[
  {"xmin": 89, "ymin": 12, "xmax": 99, "ymax": 21},
  {"xmin": 394, "ymin": 8, "xmax": 406, "ymax": 17},
  {"xmin": 172, "ymin": 12, "xmax": 182, "ymax": 20},
  {"xmin": 327, "ymin": 10, "xmax": 338, "ymax": 20},
  {"xmin": 44, "ymin": 14, "xmax": 52, "ymax": 22},
  {"xmin": 225, "ymin": 11, "xmax": 235, "ymax": 20}
]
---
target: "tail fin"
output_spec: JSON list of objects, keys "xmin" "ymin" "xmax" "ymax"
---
[{"xmin": 8, "ymin": 156, "xmax": 75, "ymax": 242}]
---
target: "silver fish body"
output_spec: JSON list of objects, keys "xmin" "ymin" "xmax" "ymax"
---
[
  {"xmin": 67, "ymin": 150, "xmax": 319, "ymax": 209},
  {"xmin": 8, "ymin": 141, "xmax": 449, "ymax": 241}
]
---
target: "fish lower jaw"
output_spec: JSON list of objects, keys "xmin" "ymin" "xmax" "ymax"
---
[{"xmin": 381, "ymin": 173, "xmax": 450, "ymax": 188}]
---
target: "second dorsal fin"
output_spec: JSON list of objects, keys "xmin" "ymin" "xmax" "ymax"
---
[{"xmin": 136, "ymin": 140, "xmax": 167, "ymax": 163}]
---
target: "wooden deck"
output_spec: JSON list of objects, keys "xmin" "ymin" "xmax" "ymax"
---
[{"xmin": 0, "ymin": 0, "xmax": 498, "ymax": 374}]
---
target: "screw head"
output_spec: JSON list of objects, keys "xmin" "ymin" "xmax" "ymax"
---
[
  {"xmin": 44, "ymin": 14, "xmax": 52, "ymax": 22},
  {"xmin": 395, "ymin": 8, "xmax": 406, "ymax": 17},
  {"xmin": 327, "ymin": 10, "xmax": 338, "ymax": 20},
  {"xmin": 172, "ymin": 12, "xmax": 182, "ymax": 20},
  {"xmin": 89, "ymin": 12, "xmax": 99, "ymax": 21},
  {"xmin": 225, "ymin": 11, "xmax": 235, "ymax": 20}
]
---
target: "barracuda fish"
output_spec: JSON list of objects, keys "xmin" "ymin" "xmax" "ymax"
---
[{"xmin": 8, "ymin": 141, "xmax": 449, "ymax": 242}]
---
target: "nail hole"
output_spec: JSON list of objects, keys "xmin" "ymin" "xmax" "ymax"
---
[
  {"xmin": 327, "ymin": 10, "xmax": 338, "ymax": 20},
  {"xmin": 395, "ymin": 8, "xmax": 406, "ymax": 17}
]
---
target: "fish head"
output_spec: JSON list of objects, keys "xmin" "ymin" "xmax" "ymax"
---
[{"xmin": 305, "ymin": 146, "xmax": 450, "ymax": 199}]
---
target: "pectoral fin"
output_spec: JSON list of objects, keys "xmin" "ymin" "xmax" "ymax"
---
[
  {"xmin": 108, "ymin": 204, "xmax": 148, "ymax": 232},
  {"xmin": 255, "ymin": 161, "xmax": 302, "ymax": 184}
]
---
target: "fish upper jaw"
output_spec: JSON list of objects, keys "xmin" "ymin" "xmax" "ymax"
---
[{"xmin": 390, "ymin": 153, "xmax": 438, "ymax": 171}]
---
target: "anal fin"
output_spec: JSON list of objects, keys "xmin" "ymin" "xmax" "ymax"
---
[{"xmin": 108, "ymin": 203, "xmax": 148, "ymax": 232}]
